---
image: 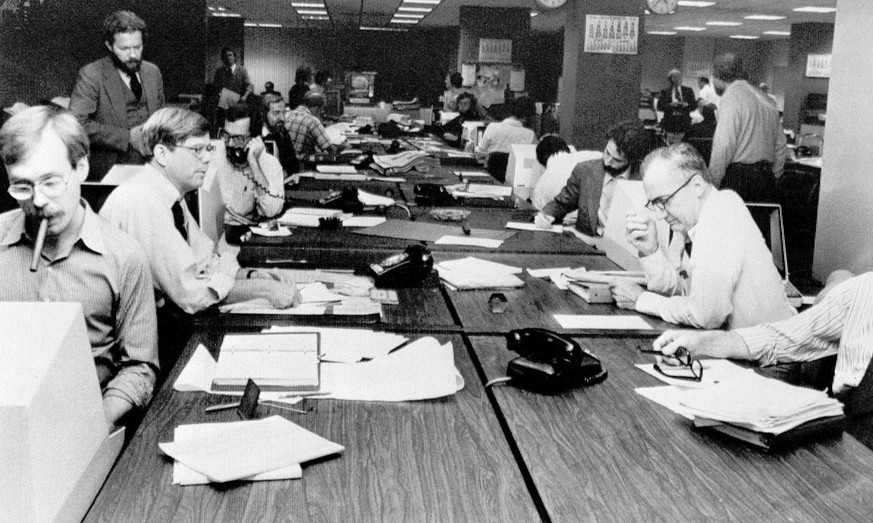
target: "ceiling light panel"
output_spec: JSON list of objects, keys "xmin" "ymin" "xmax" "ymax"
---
[
  {"xmin": 677, "ymin": 1, "xmax": 716, "ymax": 6},
  {"xmin": 744, "ymin": 15, "xmax": 786, "ymax": 21},
  {"xmin": 705, "ymin": 21, "xmax": 742, "ymax": 26},
  {"xmin": 730, "ymin": 35, "xmax": 759, "ymax": 39},
  {"xmin": 793, "ymin": 7, "xmax": 837, "ymax": 13},
  {"xmin": 675, "ymin": 26, "xmax": 707, "ymax": 31},
  {"xmin": 397, "ymin": 6, "xmax": 432, "ymax": 12}
]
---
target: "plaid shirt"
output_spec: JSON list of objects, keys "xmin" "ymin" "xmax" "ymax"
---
[{"xmin": 285, "ymin": 106, "xmax": 332, "ymax": 157}]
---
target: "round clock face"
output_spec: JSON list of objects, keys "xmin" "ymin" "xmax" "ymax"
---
[
  {"xmin": 536, "ymin": 0, "xmax": 567, "ymax": 10},
  {"xmin": 647, "ymin": 0, "xmax": 678, "ymax": 15}
]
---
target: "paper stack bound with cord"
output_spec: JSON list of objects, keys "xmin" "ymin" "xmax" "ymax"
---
[{"xmin": 677, "ymin": 372, "xmax": 845, "ymax": 450}]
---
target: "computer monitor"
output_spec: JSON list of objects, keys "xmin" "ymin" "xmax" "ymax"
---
[
  {"xmin": 745, "ymin": 203, "xmax": 802, "ymax": 306},
  {"xmin": 506, "ymin": 144, "xmax": 545, "ymax": 200}
]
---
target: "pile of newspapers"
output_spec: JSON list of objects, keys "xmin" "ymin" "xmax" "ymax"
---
[{"xmin": 371, "ymin": 150, "xmax": 440, "ymax": 175}]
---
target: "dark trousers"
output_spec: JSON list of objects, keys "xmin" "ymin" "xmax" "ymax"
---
[{"xmin": 720, "ymin": 161, "xmax": 776, "ymax": 203}]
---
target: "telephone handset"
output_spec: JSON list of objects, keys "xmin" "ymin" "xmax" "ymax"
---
[
  {"xmin": 502, "ymin": 328, "xmax": 607, "ymax": 394},
  {"xmin": 368, "ymin": 244, "xmax": 434, "ymax": 288},
  {"xmin": 319, "ymin": 186, "xmax": 364, "ymax": 213}
]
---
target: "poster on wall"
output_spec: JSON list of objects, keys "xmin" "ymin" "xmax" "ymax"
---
[
  {"xmin": 685, "ymin": 60, "xmax": 712, "ymax": 79},
  {"xmin": 584, "ymin": 15, "xmax": 639, "ymax": 55},
  {"xmin": 806, "ymin": 54, "xmax": 832, "ymax": 78},
  {"xmin": 478, "ymin": 38, "xmax": 513, "ymax": 63}
]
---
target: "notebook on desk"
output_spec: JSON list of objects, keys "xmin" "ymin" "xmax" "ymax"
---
[{"xmin": 745, "ymin": 203, "xmax": 803, "ymax": 307}]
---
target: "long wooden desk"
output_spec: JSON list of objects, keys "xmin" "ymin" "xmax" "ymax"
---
[
  {"xmin": 84, "ymin": 330, "xmax": 539, "ymax": 522},
  {"xmin": 435, "ymin": 252, "xmax": 674, "ymax": 336},
  {"xmin": 468, "ymin": 334, "xmax": 873, "ymax": 521}
]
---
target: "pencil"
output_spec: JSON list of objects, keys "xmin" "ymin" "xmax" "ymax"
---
[{"xmin": 30, "ymin": 217, "xmax": 48, "ymax": 272}]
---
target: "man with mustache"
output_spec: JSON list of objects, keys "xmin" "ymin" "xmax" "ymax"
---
[
  {"xmin": 70, "ymin": 10, "xmax": 165, "ymax": 180},
  {"xmin": 535, "ymin": 120, "xmax": 649, "ymax": 236}
]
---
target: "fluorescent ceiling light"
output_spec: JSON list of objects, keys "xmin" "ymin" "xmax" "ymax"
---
[
  {"xmin": 402, "ymin": 0, "xmax": 441, "ymax": 4},
  {"xmin": 675, "ymin": 26, "xmax": 707, "ymax": 31},
  {"xmin": 763, "ymin": 30, "xmax": 791, "ymax": 36},
  {"xmin": 730, "ymin": 35, "xmax": 759, "ymax": 39},
  {"xmin": 677, "ymin": 1, "xmax": 716, "ymax": 6},
  {"xmin": 297, "ymin": 9, "xmax": 328, "ymax": 15},
  {"xmin": 394, "ymin": 13, "xmax": 425, "ymax": 18},
  {"xmin": 744, "ymin": 15, "xmax": 786, "ymax": 20},
  {"xmin": 706, "ymin": 21, "xmax": 742, "ymax": 26},
  {"xmin": 360, "ymin": 26, "xmax": 408, "ymax": 32},
  {"xmin": 391, "ymin": 19, "xmax": 419, "ymax": 24},
  {"xmin": 397, "ymin": 6, "xmax": 431, "ymax": 12},
  {"xmin": 258, "ymin": 23, "xmax": 283, "ymax": 28},
  {"xmin": 244, "ymin": 22, "xmax": 257, "ymax": 26},
  {"xmin": 302, "ymin": 15, "xmax": 329, "ymax": 20},
  {"xmin": 793, "ymin": 7, "xmax": 837, "ymax": 13},
  {"xmin": 291, "ymin": 2, "xmax": 324, "ymax": 6},
  {"xmin": 212, "ymin": 12, "xmax": 242, "ymax": 17},
  {"xmin": 648, "ymin": 31, "xmax": 678, "ymax": 35}
]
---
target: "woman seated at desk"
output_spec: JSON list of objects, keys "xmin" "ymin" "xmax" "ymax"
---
[
  {"xmin": 475, "ymin": 96, "xmax": 536, "ymax": 157},
  {"xmin": 441, "ymin": 92, "xmax": 483, "ymax": 147}
]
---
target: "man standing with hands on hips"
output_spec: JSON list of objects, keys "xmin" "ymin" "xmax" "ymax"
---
[{"xmin": 70, "ymin": 11, "xmax": 165, "ymax": 180}]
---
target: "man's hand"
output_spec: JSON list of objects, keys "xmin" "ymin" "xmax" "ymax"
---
[
  {"xmin": 653, "ymin": 330, "xmax": 750, "ymax": 360},
  {"xmin": 265, "ymin": 281, "xmax": 301, "ymax": 309},
  {"xmin": 102, "ymin": 395, "xmax": 132, "ymax": 429},
  {"xmin": 247, "ymin": 136, "xmax": 266, "ymax": 163},
  {"xmin": 610, "ymin": 279, "xmax": 644, "ymax": 310},
  {"xmin": 626, "ymin": 210, "xmax": 659, "ymax": 257},
  {"xmin": 534, "ymin": 212, "xmax": 555, "ymax": 229}
]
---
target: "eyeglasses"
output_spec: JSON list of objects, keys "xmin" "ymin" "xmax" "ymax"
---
[
  {"xmin": 7, "ymin": 173, "xmax": 70, "ymax": 201},
  {"xmin": 645, "ymin": 175, "xmax": 697, "ymax": 212},
  {"xmin": 654, "ymin": 347, "xmax": 703, "ymax": 382},
  {"xmin": 220, "ymin": 130, "xmax": 250, "ymax": 147},
  {"xmin": 175, "ymin": 143, "xmax": 215, "ymax": 159}
]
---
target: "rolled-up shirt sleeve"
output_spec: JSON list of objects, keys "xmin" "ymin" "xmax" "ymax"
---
[{"xmin": 255, "ymin": 153, "xmax": 285, "ymax": 219}]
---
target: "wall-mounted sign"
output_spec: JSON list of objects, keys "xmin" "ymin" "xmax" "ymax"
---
[
  {"xmin": 479, "ymin": 38, "xmax": 513, "ymax": 63},
  {"xmin": 584, "ymin": 15, "xmax": 639, "ymax": 55},
  {"xmin": 806, "ymin": 54, "xmax": 832, "ymax": 78}
]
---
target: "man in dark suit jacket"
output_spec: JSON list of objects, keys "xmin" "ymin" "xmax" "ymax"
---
[
  {"xmin": 535, "ymin": 120, "xmax": 650, "ymax": 236},
  {"xmin": 70, "ymin": 10, "xmax": 164, "ymax": 180},
  {"xmin": 657, "ymin": 69, "xmax": 696, "ymax": 141}
]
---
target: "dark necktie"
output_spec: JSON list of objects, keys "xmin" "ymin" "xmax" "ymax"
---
[
  {"xmin": 171, "ymin": 200, "xmax": 188, "ymax": 242},
  {"xmin": 674, "ymin": 87, "xmax": 681, "ymax": 103},
  {"xmin": 684, "ymin": 240, "xmax": 693, "ymax": 256},
  {"xmin": 129, "ymin": 72, "xmax": 143, "ymax": 102}
]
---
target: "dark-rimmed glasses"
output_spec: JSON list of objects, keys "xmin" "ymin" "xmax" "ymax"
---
[
  {"xmin": 654, "ymin": 347, "xmax": 703, "ymax": 382},
  {"xmin": 7, "ymin": 173, "xmax": 70, "ymax": 201},
  {"xmin": 645, "ymin": 175, "xmax": 697, "ymax": 212},
  {"xmin": 220, "ymin": 130, "xmax": 251, "ymax": 147}
]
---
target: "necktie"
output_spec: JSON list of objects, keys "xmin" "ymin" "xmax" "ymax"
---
[
  {"xmin": 674, "ymin": 87, "xmax": 681, "ymax": 103},
  {"xmin": 171, "ymin": 200, "xmax": 188, "ymax": 243},
  {"xmin": 684, "ymin": 240, "xmax": 693, "ymax": 256},
  {"xmin": 129, "ymin": 72, "xmax": 143, "ymax": 102}
]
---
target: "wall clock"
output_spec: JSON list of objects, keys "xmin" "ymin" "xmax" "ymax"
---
[
  {"xmin": 646, "ymin": 0, "xmax": 678, "ymax": 15},
  {"xmin": 536, "ymin": 0, "xmax": 567, "ymax": 10}
]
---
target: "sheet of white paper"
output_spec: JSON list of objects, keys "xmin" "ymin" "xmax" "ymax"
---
[
  {"xmin": 172, "ymin": 422, "xmax": 303, "ymax": 485},
  {"xmin": 320, "ymin": 337, "xmax": 464, "ymax": 401},
  {"xmin": 437, "ymin": 256, "xmax": 522, "ymax": 274},
  {"xmin": 356, "ymin": 189, "xmax": 395, "ymax": 207},
  {"xmin": 316, "ymin": 165, "xmax": 358, "ymax": 174},
  {"xmin": 369, "ymin": 176, "xmax": 405, "ymax": 182},
  {"xmin": 159, "ymin": 416, "xmax": 343, "ymax": 483},
  {"xmin": 220, "ymin": 300, "xmax": 328, "ymax": 315},
  {"xmin": 635, "ymin": 386, "xmax": 696, "ymax": 420},
  {"xmin": 635, "ymin": 359, "xmax": 750, "ymax": 389},
  {"xmin": 447, "ymin": 152, "xmax": 475, "ymax": 158},
  {"xmin": 506, "ymin": 222, "xmax": 562, "ymax": 234},
  {"xmin": 453, "ymin": 170, "xmax": 492, "ymax": 178},
  {"xmin": 249, "ymin": 226, "xmax": 293, "ymax": 237},
  {"xmin": 173, "ymin": 345, "xmax": 217, "ymax": 392},
  {"xmin": 527, "ymin": 267, "xmax": 572, "ymax": 279},
  {"xmin": 263, "ymin": 326, "xmax": 409, "ymax": 363},
  {"xmin": 342, "ymin": 216, "xmax": 387, "ymax": 228},
  {"xmin": 553, "ymin": 314, "xmax": 653, "ymax": 330},
  {"xmin": 435, "ymin": 235, "xmax": 503, "ymax": 248},
  {"xmin": 314, "ymin": 173, "xmax": 369, "ymax": 181}
]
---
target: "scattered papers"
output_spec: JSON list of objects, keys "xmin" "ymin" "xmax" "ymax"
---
[
  {"xmin": 174, "ymin": 344, "xmax": 218, "ymax": 392},
  {"xmin": 342, "ymin": 216, "xmax": 386, "ymax": 228},
  {"xmin": 454, "ymin": 170, "xmax": 492, "ymax": 178},
  {"xmin": 437, "ymin": 256, "xmax": 524, "ymax": 289},
  {"xmin": 278, "ymin": 207, "xmax": 343, "ymax": 228},
  {"xmin": 173, "ymin": 422, "xmax": 302, "ymax": 485},
  {"xmin": 320, "ymin": 337, "xmax": 464, "ymax": 401},
  {"xmin": 316, "ymin": 165, "xmax": 358, "ymax": 174},
  {"xmin": 219, "ymin": 283, "xmax": 381, "ymax": 316},
  {"xmin": 438, "ymin": 256, "xmax": 522, "ymax": 274},
  {"xmin": 636, "ymin": 359, "xmax": 750, "ymax": 389},
  {"xmin": 553, "ymin": 314, "xmax": 652, "ymax": 330},
  {"xmin": 357, "ymin": 189, "xmax": 395, "ymax": 207},
  {"xmin": 263, "ymin": 326, "xmax": 408, "ymax": 363},
  {"xmin": 506, "ymin": 222, "xmax": 563, "ymax": 234},
  {"xmin": 446, "ymin": 152, "xmax": 475, "ymax": 159},
  {"xmin": 527, "ymin": 267, "xmax": 572, "ymax": 290},
  {"xmin": 563, "ymin": 268, "xmax": 647, "ymax": 286},
  {"xmin": 435, "ymin": 236, "xmax": 503, "ymax": 248},
  {"xmin": 250, "ymin": 226, "xmax": 293, "ymax": 237},
  {"xmin": 159, "ymin": 416, "xmax": 343, "ymax": 483},
  {"xmin": 448, "ymin": 183, "xmax": 513, "ymax": 198},
  {"xmin": 635, "ymin": 386, "xmax": 696, "ymax": 420}
]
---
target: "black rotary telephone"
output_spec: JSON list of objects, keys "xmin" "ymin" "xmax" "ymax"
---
[
  {"xmin": 500, "ymin": 328, "xmax": 607, "ymax": 394},
  {"xmin": 368, "ymin": 244, "xmax": 434, "ymax": 288}
]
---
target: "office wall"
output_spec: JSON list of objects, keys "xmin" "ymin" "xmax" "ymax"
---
[
  {"xmin": 641, "ymin": 36, "xmax": 686, "ymax": 95},
  {"xmin": 243, "ymin": 28, "xmax": 459, "ymax": 106},
  {"xmin": 526, "ymin": 31, "xmax": 564, "ymax": 103},
  {"xmin": 0, "ymin": 0, "xmax": 206, "ymax": 107},
  {"xmin": 206, "ymin": 17, "xmax": 245, "ymax": 89},
  {"xmin": 783, "ymin": 23, "xmax": 833, "ymax": 132},
  {"xmin": 813, "ymin": 0, "xmax": 873, "ymax": 277}
]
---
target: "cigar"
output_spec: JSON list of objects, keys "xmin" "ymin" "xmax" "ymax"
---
[{"xmin": 30, "ymin": 217, "xmax": 48, "ymax": 272}]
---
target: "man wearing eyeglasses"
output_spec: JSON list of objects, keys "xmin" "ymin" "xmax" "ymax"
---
[
  {"xmin": 213, "ymin": 103, "xmax": 284, "ymax": 239},
  {"xmin": 100, "ymin": 107, "xmax": 300, "ymax": 315},
  {"xmin": 0, "ymin": 105, "xmax": 158, "ymax": 427},
  {"xmin": 610, "ymin": 143, "xmax": 795, "ymax": 329}
]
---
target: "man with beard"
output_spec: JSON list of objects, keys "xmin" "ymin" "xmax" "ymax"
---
[
  {"xmin": 213, "ymin": 103, "xmax": 285, "ymax": 240},
  {"xmin": 260, "ymin": 93, "xmax": 300, "ymax": 176},
  {"xmin": 70, "ymin": 10, "xmax": 165, "ymax": 180},
  {"xmin": 100, "ymin": 107, "xmax": 300, "ymax": 315},
  {"xmin": 535, "ymin": 120, "xmax": 649, "ymax": 236},
  {"xmin": 610, "ymin": 144, "xmax": 795, "ymax": 329}
]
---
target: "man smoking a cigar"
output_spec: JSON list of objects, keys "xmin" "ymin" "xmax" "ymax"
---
[{"xmin": 0, "ymin": 105, "xmax": 159, "ymax": 427}]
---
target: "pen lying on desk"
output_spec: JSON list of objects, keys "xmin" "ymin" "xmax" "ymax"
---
[{"xmin": 205, "ymin": 401, "xmax": 241, "ymax": 413}]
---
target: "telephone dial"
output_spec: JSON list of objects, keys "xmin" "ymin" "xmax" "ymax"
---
[{"xmin": 368, "ymin": 244, "xmax": 434, "ymax": 288}]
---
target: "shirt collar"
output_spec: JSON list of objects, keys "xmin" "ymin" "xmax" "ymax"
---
[
  {"xmin": 0, "ymin": 201, "xmax": 106, "ymax": 255},
  {"xmin": 501, "ymin": 117, "xmax": 523, "ymax": 127},
  {"xmin": 146, "ymin": 163, "xmax": 185, "ymax": 208}
]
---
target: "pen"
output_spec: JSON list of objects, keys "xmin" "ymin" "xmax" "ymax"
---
[{"xmin": 205, "ymin": 401, "xmax": 241, "ymax": 413}]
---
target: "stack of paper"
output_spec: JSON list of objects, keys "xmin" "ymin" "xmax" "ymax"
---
[
  {"xmin": 263, "ymin": 326, "xmax": 408, "ymax": 363},
  {"xmin": 436, "ymin": 256, "xmax": 524, "ymax": 290},
  {"xmin": 563, "ymin": 268, "xmax": 647, "ymax": 286},
  {"xmin": 277, "ymin": 207, "xmax": 344, "ymax": 227},
  {"xmin": 371, "ymin": 151, "xmax": 440, "ymax": 175},
  {"xmin": 677, "ymin": 372, "xmax": 844, "ymax": 434},
  {"xmin": 447, "ymin": 183, "xmax": 513, "ymax": 199},
  {"xmin": 160, "ymin": 416, "xmax": 343, "ymax": 485}
]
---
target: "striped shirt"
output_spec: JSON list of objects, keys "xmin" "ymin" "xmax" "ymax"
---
[
  {"xmin": 737, "ymin": 272, "xmax": 873, "ymax": 395},
  {"xmin": 286, "ymin": 106, "xmax": 332, "ymax": 157},
  {"xmin": 211, "ymin": 139, "xmax": 285, "ymax": 226},
  {"xmin": 100, "ymin": 164, "xmax": 240, "ymax": 314},
  {"xmin": 0, "ymin": 204, "xmax": 158, "ymax": 408}
]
